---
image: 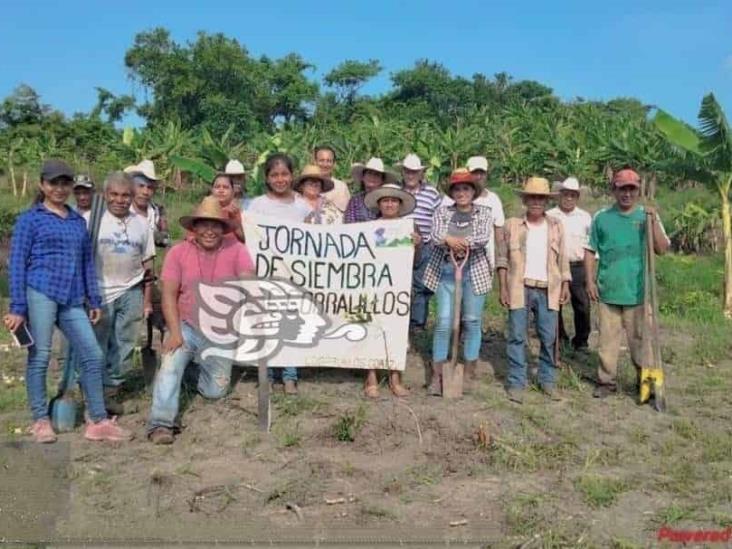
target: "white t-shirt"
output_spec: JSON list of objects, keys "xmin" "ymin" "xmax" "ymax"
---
[
  {"xmin": 247, "ymin": 193, "xmax": 311, "ymax": 222},
  {"xmin": 547, "ymin": 206, "xmax": 591, "ymax": 263},
  {"xmin": 85, "ymin": 210, "xmax": 156, "ymax": 304},
  {"xmin": 524, "ymin": 219, "xmax": 548, "ymax": 282},
  {"xmin": 442, "ymin": 189, "xmax": 505, "ymax": 268}
]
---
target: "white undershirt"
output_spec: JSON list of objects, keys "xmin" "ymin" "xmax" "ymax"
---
[{"xmin": 524, "ymin": 219, "xmax": 548, "ymax": 282}]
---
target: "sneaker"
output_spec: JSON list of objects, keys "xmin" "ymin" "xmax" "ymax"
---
[
  {"xmin": 84, "ymin": 417, "xmax": 133, "ymax": 442},
  {"xmin": 148, "ymin": 427, "xmax": 174, "ymax": 445},
  {"xmin": 506, "ymin": 388, "xmax": 524, "ymax": 404},
  {"xmin": 283, "ymin": 380, "xmax": 298, "ymax": 396},
  {"xmin": 30, "ymin": 418, "xmax": 57, "ymax": 444},
  {"xmin": 593, "ymin": 384, "xmax": 617, "ymax": 399}
]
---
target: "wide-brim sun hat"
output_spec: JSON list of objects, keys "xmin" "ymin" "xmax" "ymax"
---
[
  {"xmin": 364, "ymin": 183, "xmax": 417, "ymax": 217},
  {"xmin": 124, "ymin": 159, "xmax": 162, "ymax": 182},
  {"xmin": 179, "ymin": 196, "xmax": 235, "ymax": 234},
  {"xmin": 351, "ymin": 157, "xmax": 398, "ymax": 186},
  {"xmin": 293, "ymin": 164, "xmax": 335, "ymax": 193},
  {"xmin": 447, "ymin": 168, "xmax": 482, "ymax": 198},
  {"xmin": 516, "ymin": 176, "xmax": 557, "ymax": 197},
  {"xmin": 397, "ymin": 153, "xmax": 426, "ymax": 171}
]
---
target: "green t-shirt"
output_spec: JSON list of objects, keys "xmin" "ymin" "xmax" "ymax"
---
[{"xmin": 588, "ymin": 205, "xmax": 659, "ymax": 306}]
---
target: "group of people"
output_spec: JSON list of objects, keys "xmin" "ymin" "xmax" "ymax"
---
[{"xmin": 4, "ymin": 146, "xmax": 669, "ymax": 446}]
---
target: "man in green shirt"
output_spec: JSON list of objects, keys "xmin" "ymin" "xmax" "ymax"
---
[{"xmin": 584, "ymin": 168, "xmax": 670, "ymax": 398}]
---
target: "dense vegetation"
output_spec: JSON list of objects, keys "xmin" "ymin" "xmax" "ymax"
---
[{"xmin": 0, "ymin": 27, "xmax": 727, "ymax": 265}]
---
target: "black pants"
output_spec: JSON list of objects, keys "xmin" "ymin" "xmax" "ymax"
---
[{"xmin": 559, "ymin": 262, "xmax": 591, "ymax": 348}]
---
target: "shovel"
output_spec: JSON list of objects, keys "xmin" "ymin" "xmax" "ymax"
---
[
  {"xmin": 639, "ymin": 209, "xmax": 666, "ymax": 412},
  {"xmin": 442, "ymin": 248, "xmax": 469, "ymax": 399},
  {"xmin": 49, "ymin": 350, "xmax": 80, "ymax": 432}
]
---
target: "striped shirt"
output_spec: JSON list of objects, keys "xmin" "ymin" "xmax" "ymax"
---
[{"xmin": 401, "ymin": 182, "xmax": 442, "ymax": 243}]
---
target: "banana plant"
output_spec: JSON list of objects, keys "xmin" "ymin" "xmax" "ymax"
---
[{"xmin": 654, "ymin": 93, "xmax": 732, "ymax": 316}]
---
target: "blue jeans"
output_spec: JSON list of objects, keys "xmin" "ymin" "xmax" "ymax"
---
[
  {"xmin": 432, "ymin": 261, "xmax": 486, "ymax": 362},
  {"xmin": 68, "ymin": 287, "xmax": 143, "ymax": 388},
  {"xmin": 268, "ymin": 367, "xmax": 298, "ymax": 382},
  {"xmin": 25, "ymin": 287, "xmax": 107, "ymax": 422},
  {"xmin": 411, "ymin": 242, "xmax": 434, "ymax": 329},
  {"xmin": 148, "ymin": 322, "xmax": 232, "ymax": 431},
  {"xmin": 507, "ymin": 287, "xmax": 558, "ymax": 389}
]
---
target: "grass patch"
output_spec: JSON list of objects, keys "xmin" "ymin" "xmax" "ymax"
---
[
  {"xmin": 272, "ymin": 394, "xmax": 325, "ymax": 417},
  {"xmin": 0, "ymin": 383, "xmax": 26, "ymax": 413},
  {"xmin": 651, "ymin": 504, "xmax": 695, "ymax": 526},
  {"xmin": 359, "ymin": 502, "xmax": 398, "ymax": 521},
  {"xmin": 273, "ymin": 420, "xmax": 302, "ymax": 448},
  {"xmin": 574, "ymin": 475, "xmax": 628, "ymax": 508},
  {"xmin": 332, "ymin": 405, "xmax": 367, "ymax": 442},
  {"xmin": 504, "ymin": 493, "xmax": 546, "ymax": 536}
]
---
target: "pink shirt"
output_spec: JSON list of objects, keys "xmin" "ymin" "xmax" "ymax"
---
[{"xmin": 162, "ymin": 238, "xmax": 255, "ymax": 325}]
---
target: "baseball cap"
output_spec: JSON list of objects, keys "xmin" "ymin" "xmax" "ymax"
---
[
  {"xmin": 41, "ymin": 159, "xmax": 74, "ymax": 182},
  {"xmin": 612, "ymin": 168, "xmax": 641, "ymax": 188},
  {"xmin": 467, "ymin": 156, "xmax": 488, "ymax": 172},
  {"xmin": 73, "ymin": 174, "xmax": 94, "ymax": 189}
]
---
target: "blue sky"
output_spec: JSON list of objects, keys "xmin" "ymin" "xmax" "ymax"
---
[{"xmin": 1, "ymin": 0, "xmax": 729, "ymax": 125}]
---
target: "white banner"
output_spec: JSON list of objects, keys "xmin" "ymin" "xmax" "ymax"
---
[{"xmin": 197, "ymin": 213, "xmax": 414, "ymax": 371}]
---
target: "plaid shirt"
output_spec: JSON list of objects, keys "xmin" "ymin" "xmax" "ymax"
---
[
  {"xmin": 344, "ymin": 191, "xmax": 378, "ymax": 224},
  {"xmin": 423, "ymin": 204, "xmax": 493, "ymax": 295},
  {"xmin": 9, "ymin": 204, "xmax": 101, "ymax": 316}
]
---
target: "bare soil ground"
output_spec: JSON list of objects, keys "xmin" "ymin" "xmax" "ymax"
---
[{"xmin": 1, "ymin": 312, "xmax": 732, "ymax": 548}]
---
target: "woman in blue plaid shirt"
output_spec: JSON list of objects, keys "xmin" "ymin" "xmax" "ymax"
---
[
  {"xmin": 4, "ymin": 160, "xmax": 132, "ymax": 444},
  {"xmin": 423, "ymin": 169, "xmax": 493, "ymax": 396}
]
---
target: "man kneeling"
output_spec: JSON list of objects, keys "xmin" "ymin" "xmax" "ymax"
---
[{"xmin": 147, "ymin": 197, "xmax": 254, "ymax": 444}]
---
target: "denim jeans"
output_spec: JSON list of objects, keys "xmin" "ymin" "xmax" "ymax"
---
[
  {"xmin": 148, "ymin": 322, "xmax": 233, "ymax": 431},
  {"xmin": 268, "ymin": 367, "xmax": 298, "ymax": 382},
  {"xmin": 432, "ymin": 261, "xmax": 486, "ymax": 363},
  {"xmin": 25, "ymin": 287, "xmax": 107, "ymax": 422},
  {"xmin": 68, "ymin": 287, "xmax": 143, "ymax": 388},
  {"xmin": 411, "ymin": 242, "xmax": 434, "ymax": 329},
  {"xmin": 507, "ymin": 287, "xmax": 558, "ymax": 389}
]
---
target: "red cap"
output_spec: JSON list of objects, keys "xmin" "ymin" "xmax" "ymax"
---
[{"xmin": 612, "ymin": 168, "xmax": 641, "ymax": 188}]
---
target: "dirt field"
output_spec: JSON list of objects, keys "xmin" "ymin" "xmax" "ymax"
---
[{"xmin": 2, "ymin": 301, "xmax": 731, "ymax": 548}]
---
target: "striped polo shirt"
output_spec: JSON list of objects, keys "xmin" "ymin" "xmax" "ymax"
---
[{"xmin": 401, "ymin": 181, "xmax": 442, "ymax": 243}]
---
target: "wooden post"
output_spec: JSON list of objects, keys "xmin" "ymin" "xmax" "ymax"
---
[{"xmin": 257, "ymin": 359, "xmax": 270, "ymax": 432}]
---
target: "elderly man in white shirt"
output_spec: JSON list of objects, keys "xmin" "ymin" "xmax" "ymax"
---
[{"xmin": 547, "ymin": 177, "xmax": 592, "ymax": 350}]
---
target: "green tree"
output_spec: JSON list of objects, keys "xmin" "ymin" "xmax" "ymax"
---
[
  {"xmin": 324, "ymin": 59, "xmax": 382, "ymax": 105},
  {"xmin": 655, "ymin": 94, "xmax": 732, "ymax": 315}
]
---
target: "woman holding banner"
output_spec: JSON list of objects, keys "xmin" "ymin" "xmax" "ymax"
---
[
  {"xmin": 362, "ymin": 183, "xmax": 420, "ymax": 398},
  {"xmin": 248, "ymin": 153, "xmax": 310, "ymax": 395},
  {"xmin": 344, "ymin": 158, "xmax": 396, "ymax": 224},
  {"xmin": 295, "ymin": 164, "xmax": 343, "ymax": 225},
  {"xmin": 423, "ymin": 169, "xmax": 493, "ymax": 396}
]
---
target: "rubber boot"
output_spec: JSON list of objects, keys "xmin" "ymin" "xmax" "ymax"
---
[{"xmin": 428, "ymin": 362, "xmax": 444, "ymax": 396}]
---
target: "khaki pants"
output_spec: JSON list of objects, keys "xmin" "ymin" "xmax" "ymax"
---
[{"xmin": 597, "ymin": 303, "xmax": 647, "ymax": 386}]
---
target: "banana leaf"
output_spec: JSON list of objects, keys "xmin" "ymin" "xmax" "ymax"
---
[{"xmin": 170, "ymin": 155, "xmax": 216, "ymax": 182}]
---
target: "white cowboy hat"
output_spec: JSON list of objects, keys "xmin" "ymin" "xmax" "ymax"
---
[
  {"xmin": 124, "ymin": 159, "xmax": 162, "ymax": 181},
  {"xmin": 224, "ymin": 159, "xmax": 245, "ymax": 176},
  {"xmin": 350, "ymin": 157, "xmax": 398, "ymax": 185},
  {"xmin": 467, "ymin": 156, "xmax": 488, "ymax": 172},
  {"xmin": 364, "ymin": 183, "xmax": 416, "ymax": 217},
  {"xmin": 398, "ymin": 153, "xmax": 426, "ymax": 171},
  {"xmin": 559, "ymin": 177, "xmax": 580, "ymax": 192}
]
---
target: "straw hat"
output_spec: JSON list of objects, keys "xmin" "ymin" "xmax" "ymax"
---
[
  {"xmin": 224, "ymin": 159, "xmax": 246, "ymax": 176},
  {"xmin": 447, "ymin": 168, "xmax": 482, "ymax": 197},
  {"xmin": 517, "ymin": 177, "xmax": 556, "ymax": 196},
  {"xmin": 364, "ymin": 183, "xmax": 416, "ymax": 217},
  {"xmin": 350, "ymin": 157, "xmax": 398, "ymax": 185},
  {"xmin": 293, "ymin": 164, "xmax": 334, "ymax": 193},
  {"xmin": 179, "ymin": 196, "xmax": 235, "ymax": 233},
  {"xmin": 124, "ymin": 159, "xmax": 162, "ymax": 181}
]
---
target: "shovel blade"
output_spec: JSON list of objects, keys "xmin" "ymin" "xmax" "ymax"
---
[
  {"xmin": 50, "ymin": 396, "xmax": 79, "ymax": 433},
  {"xmin": 442, "ymin": 362, "xmax": 464, "ymax": 399}
]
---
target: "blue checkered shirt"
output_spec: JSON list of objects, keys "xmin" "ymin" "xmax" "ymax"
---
[{"xmin": 9, "ymin": 204, "xmax": 101, "ymax": 316}]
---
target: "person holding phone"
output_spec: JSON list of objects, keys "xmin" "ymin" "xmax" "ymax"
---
[{"xmin": 4, "ymin": 160, "xmax": 132, "ymax": 444}]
